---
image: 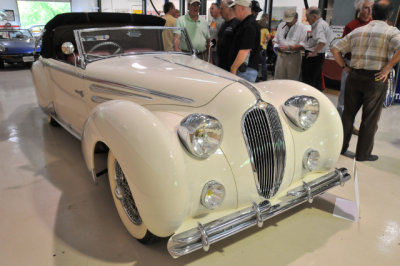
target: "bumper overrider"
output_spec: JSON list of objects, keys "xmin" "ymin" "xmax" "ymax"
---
[{"xmin": 167, "ymin": 168, "xmax": 351, "ymax": 258}]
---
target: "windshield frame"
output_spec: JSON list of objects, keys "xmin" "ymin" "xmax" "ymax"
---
[{"xmin": 73, "ymin": 26, "xmax": 194, "ymax": 68}]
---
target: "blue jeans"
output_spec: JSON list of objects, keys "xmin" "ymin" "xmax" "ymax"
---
[
  {"xmin": 261, "ymin": 50, "xmax": 268, "ymax": 81},
  {"xmin": 237, "ymin": 67, "xmax": 258, "ymax": 83}
]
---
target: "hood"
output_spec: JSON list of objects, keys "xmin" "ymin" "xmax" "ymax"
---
[
  {"xmin": 85, "ymin": 54, "xmax": 239, "ymax": 107},
  {"xmin": 0, "ymin": 38, "xmax": 39, "ymax": 54}
]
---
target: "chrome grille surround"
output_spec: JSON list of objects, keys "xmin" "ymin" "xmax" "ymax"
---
[{"xmin": 241, "ymin": 100, "xmax": 286, "ymax": 199}]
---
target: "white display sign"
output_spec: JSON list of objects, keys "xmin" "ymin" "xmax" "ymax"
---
[{"xmin": 331, "ymin": 25, "xmax": 345, "ymax": 39}]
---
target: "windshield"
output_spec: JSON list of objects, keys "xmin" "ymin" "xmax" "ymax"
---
[
  {"xmin": 0, "ymin": 29, "xmax": 32, "ymax": 40},
  {"xmin": 76, "ymin": 26, "xmax": 193, "ymax": 62}
]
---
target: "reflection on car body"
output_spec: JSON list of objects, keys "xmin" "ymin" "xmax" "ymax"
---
[{"xmin": 32, "ymin": 12, "xmax": 351, "ymax": 258}]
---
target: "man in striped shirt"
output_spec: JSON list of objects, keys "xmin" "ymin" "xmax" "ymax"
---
[
  {"xmin": 331, "ymin": 0, "xmax": 400, "ymax": 161},
  {"xmin": 336, "ymin": 0, "xmax": 373, "ymax": 124}
]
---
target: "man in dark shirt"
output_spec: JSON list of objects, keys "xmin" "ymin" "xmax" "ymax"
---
[
  {"xmin": 229, "ymin": 0, "xmax": 260, "ymax": 82},
  {"xmin": 217, "ymin": 0, "xmax": 240, "ymax": 71}
]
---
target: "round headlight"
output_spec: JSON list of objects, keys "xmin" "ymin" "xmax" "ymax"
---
[
  {"xmin": 178, "ymin": 114, "xmax": 223, "ymax": 159},
  {"xmin": 283, "ymin": 96, "xmax": 319, "ymax": 130},
  {"xmin": 303, "ymin": 149, "xmax": 320, "ymax": 172},
  {"xmin": 0, "ymin": 45, "xmax": 5, "ymax": 53},
  {"xmin": 201, "ymin": 181, "xmax": 225, "ymax": 209}
]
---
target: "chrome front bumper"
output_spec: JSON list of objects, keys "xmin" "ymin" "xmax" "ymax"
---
[{"xmin": 167, "ymin": 168, "xmax": 351, "ymax": 258}]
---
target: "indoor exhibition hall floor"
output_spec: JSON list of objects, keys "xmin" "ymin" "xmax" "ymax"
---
[{"xmin": 0, "ymin": 65, "xmax": 399, "ymax": 266}]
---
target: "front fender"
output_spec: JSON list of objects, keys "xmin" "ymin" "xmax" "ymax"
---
[
  {"xmin": 256, "ymin": 80, "xmax": 343, "ymax": 183},
  {"xmin": 82, "ymin": 100, "xmax": 189, "ymax": 237}
]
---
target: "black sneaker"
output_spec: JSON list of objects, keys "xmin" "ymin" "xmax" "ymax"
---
[
  {"xmin": 356, "ymin": 155, "xmax": 379, "ymax": 161},
  {"xmin": 341, "ymin": 150, "xmax": 355, "ymax": 158}
]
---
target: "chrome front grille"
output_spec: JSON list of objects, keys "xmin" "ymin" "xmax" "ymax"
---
[{"xmin": 242, "ymin": 101, "xmax": 286, "ymax": 199}]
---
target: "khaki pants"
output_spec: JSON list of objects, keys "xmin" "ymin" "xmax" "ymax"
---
[{"xmin": 274, "ymin": 52, "xmax": 302, "ymax": 80}]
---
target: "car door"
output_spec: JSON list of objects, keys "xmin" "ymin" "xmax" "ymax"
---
[{"xmin": 44, "ymin": 59, "xmax": 89, "ymax": 136}]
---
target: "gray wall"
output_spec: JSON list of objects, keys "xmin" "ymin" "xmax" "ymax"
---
[
  {"xmin": 332, "ymin": 0, "xmax": 400, "ymax": 26},
  {"xmin": 331, "ymin": 0, "xmax": 356, "ymax": 26},
  {"xmin": 1, "ymin": 0, "xmax": 20, "ymax": 26}
]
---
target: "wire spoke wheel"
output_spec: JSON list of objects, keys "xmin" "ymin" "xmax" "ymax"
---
[
  {"xmin": 114, "ymin": 160, "xmax": 142, "ymax": 225},
  {"xmin": 107, "ymin": 150, "xmax": 157, "ymax": 243}
]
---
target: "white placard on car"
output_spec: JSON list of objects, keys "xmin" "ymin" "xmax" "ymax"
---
[{"xmin": 22, "ymin": 56, "xmax": 34, "ymax": 62}]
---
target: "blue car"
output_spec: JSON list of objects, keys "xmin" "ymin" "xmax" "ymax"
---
[{"xmin": 0, "ymin": 29, "xmax": 41, "ymax": 68}]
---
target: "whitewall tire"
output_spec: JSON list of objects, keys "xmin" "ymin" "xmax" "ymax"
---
[{"xmin": 107, "ymin": 150, "xmax": 157, "ymax": 243}]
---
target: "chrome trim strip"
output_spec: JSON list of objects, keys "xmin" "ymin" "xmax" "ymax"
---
[
  {"xmin": 86, "ymin": 76, "xmax": 194, "ymax": 104},
  {"xmin": 42, "ymin": 60, "xmax": 84, "ymax": 78},
  {"xmin": 167, "ymin": 168, "xmax": 351, "ymax": 258},
  {"xmin": 89, "ymin": 84, "xmax": 152, "ymax": 100},
  {"xmin": 91, "ymin": 95, "xmax": 112, "ymax": 103},
  {"xmin": 41, "ymin": 60, "xmax": 194, "ymax": 104},
  {"xmin": 40, "ymin": 104, "xmax": 82, "ymax": 140},
  {"xmin": 238, "ymin": 79, "xmax": 261, "ymax": 100}
]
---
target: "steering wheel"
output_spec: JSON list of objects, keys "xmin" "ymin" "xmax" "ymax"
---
[{"xmin": 88, "ymin": 41, "xmax": 124, "ymax": 55}]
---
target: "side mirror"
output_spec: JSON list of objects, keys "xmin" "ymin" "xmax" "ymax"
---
[{"xmin": 61, "ymin": 42, "xmax": 75, "ymax": 55}]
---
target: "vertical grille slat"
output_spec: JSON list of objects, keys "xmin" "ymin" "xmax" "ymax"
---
[
  {"xmin": 252, "ymin": 110, "xmax": 267, "ymax": 194},
  {"xmin": 242, "ymin": 102, "xmax": 286, "ymax": 199}
]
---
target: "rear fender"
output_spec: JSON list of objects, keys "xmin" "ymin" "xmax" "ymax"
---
[{"xmin": 82, "ymin": 100, "xmax": 189, "ymax": 237}]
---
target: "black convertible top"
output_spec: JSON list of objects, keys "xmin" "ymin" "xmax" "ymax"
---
[{"xmin": 41, "ymin": 12, "xmax": 165, "ymax": 58}]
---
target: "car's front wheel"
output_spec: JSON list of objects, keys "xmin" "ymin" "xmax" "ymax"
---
[
  {"xmin": 0, "ymin": 59, "xmax": 4, "ymax": 69},
  {"xmin": 107, "ymin": 150, "xmax": 157, "ymax": 243}
]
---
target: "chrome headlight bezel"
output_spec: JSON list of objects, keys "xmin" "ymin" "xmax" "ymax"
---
[
  {"xmin": 178, "ymin": 114, "xmax": 223, "ymax": 159},
  {"xmin": 201, "ymin": 180, "xmax": 225, "ymax": 209},
  {"xmin": 0, "ymin": 45, "xmax": 5, "ymax": 53},
  {"xmin": 283, "ymin": 96, "xmax": 319, "ymax": 131}
]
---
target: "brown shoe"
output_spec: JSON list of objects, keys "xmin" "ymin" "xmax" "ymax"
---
[{"xmin": 352, "ymin": 126, "xmax": 359, "ymax": 135}]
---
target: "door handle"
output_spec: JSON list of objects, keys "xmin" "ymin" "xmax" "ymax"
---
[{"xmin": 74, "ymin": 89, "xmax": 84, "ymax": 97}]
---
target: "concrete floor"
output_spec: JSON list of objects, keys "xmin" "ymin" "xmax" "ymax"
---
[{"xmin": 0, "ymin": 64, "xmax": 399, "ymax": 266}]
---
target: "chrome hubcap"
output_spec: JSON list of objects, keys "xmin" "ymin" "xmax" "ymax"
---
[{"xmin": 114, "ymin": 160, "xmax": 142, "ymax": 225}]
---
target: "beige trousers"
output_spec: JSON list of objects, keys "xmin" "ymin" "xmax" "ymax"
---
[{"xmin": 274, "ymin": 52, "xmax": 302, "ymax": 80}]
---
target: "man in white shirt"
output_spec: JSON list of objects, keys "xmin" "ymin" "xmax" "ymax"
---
[
  {"xmin": 302, "ymin": 7, "xmax": 332, "ymax": 91},
  {"xmin": 273, "ymin": 8, "xmax": 307, "ymax": 80}
]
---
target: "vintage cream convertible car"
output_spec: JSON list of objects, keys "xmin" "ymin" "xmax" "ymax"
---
[{"xmin": 32, "ymin": 13, "xmax": 351, "ymax": 258}]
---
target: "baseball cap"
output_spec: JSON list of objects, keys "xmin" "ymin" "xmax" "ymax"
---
[
  {"xmin": 283, "ymin": 7, "xmax": 296, "ymax": 22},
  {"xmin": 251, "ymin": 1, "xmax": 262, "ymax": 12},
  {"xmin": 188, "ymin": 0, "xmax": 201, "ymax": 4},
  {"xmin": 229, "ymin": 0, "xmax": 252, "ymax": 8}
]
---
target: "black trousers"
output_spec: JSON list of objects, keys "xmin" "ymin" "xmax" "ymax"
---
[
  {"xmin": 341, "ymin": 68, "xmax": 387, "ymax": 160},
  {"xmin": 302, "ymin": 51, "xmax": 325, "ymax": 91}
]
